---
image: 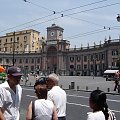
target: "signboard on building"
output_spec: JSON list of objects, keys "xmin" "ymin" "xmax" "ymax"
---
[{"xmin": 47, "ymin": 40, "xmax": 57, "ymax": 45}]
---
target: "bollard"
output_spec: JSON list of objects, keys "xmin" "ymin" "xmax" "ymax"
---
[
  {"xmin": 69, "ymin": 85, "xmax": 71, "ymax": 89},
  {"xmin": 97, "ymin": 87, "xmax": 99, "ymax": 90},
  {"xmin": 86, "ymin": 86, "xmax": 88, "ymax": 91},
  {"xmin": 77, "ymin": 86, "xmax": 79, "ymax": 91},
  {"xmin": 60, "ymin": 85, "xmax": 62, "ymax": 88},
  {"xmin": 107, "ymin": 88, "xmax": 110, "ymax": 92},
  {"xmin": 71, "ymin": 82, "xmax": 75, "ymax": 89}
]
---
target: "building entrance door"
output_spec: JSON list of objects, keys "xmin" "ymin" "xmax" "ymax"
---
[{"xmin": 47, "ymin": 46, "xmax": 57, "ymax": 73}]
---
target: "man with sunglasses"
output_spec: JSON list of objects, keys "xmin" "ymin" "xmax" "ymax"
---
[{"xmin": 0, "ymin": 66, "xmax": 23, "ymax": 120}]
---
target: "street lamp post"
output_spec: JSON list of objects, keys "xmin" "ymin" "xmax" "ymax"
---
[{"xmin": 13, "ymin": 32, "xmax": 15, "ymax": 66}]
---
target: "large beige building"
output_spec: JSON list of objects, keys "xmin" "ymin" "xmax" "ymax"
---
[
  {"xmin": 0, "ymin": 24, "xmax": 120, "ymax": 76},
  {"xmin": 0, "ymin": 29, "xmax": 41, "ymax": 53}
]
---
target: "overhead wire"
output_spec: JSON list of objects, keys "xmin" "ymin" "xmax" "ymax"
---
[
  {"xmin": 15, "ymin": 2, "xmax": 120, "ymax": 36},
  {"xmin": 0, "ymin": 13, "xmax": 54, "ymax": 33},
  {"xmin": 15, "ymin": 16, "xmax": 62, "ymax": 31},
  {"xmin": 23, "ymin": 0, "xmax": 54, "ymax": 12},
  {"xmin": 62, "ymin": 2, "xmax": 120, "ymax": 17},
  {"xmin": 0, "ymin": 0, "xmax": 111, "ymax": 34},
  {"xmin": 65, "ymin": 26, "xmax": 120, "ymax": 39},
  {"xmin": 67, "ymin": 16, "xmax": 104, "ymax": 27},
  {"xmin": 56, "ymin": 0, "xmax": 108, "ymax": 14}
]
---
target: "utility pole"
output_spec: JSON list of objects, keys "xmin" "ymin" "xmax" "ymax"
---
[{"xmin": 13, "ymin": 32, "xmax": 15, "ymax": 66}]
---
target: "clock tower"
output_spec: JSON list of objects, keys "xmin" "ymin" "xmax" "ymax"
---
[
  {"xmin": 42, "ymin": 24, "xmax": 70, "ymax": 74},
  {"xmin": 47, "ymin": 23, "xmax": 64, "ymax": 40}
]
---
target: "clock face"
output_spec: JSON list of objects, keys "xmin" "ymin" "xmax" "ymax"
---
[{"xmin": 51, "ymin": 31, "xmax": 54, "ymax": 36}]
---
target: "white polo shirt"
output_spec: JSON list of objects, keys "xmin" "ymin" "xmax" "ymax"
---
[
  {"xmin": 0, "ymin": 81, "xmax": 22, "ymax": 120},
  {"xmin": 47, "ymin": 86, "xmax": 66, "ymax": 117}
]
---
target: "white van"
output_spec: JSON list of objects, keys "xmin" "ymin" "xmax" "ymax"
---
[{"xmin": 104, "ymin": 70, "xmax": 119, "ymax": 81}]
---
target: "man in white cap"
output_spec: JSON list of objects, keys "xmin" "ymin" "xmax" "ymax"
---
[
  {"xmin": 46, "ymin": 73, "xmax": 67, "ymax": 120},
  {"xmin": 0, "ymin": 66, "xmax": 23, "ymax": 120}
]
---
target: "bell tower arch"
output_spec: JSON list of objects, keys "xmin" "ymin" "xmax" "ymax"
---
[{"xmin": 47, "ymin": 46, "xmax": 57, "ymax": 73}]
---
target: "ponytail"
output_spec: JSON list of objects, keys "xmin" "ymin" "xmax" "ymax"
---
[{"xmin": 90, "ymin": 90, "xmax": 109, "ymax": 120}]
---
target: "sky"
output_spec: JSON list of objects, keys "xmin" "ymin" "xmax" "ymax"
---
[{"xmin": 0, "ymin": 0, "xmax": 120, "ymax": 48}]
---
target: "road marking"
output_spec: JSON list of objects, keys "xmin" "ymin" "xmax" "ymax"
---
[
  {"xmin": 67, "ymin": 102, "xmax": 120, "ymax": 113},
  {"xmin": 67, "ymin": 94, "xmax": 120, "ymax": 103},
  {"xmin": 26, "ymin": 95, "xmax": 36, "ymax": 98},
  {"xmin": 23, "ymin": 87, "xmax": 120, "ymax": 103},
  {"xmin": 67, "ymin": 102, "xmax": 89, "ymax": 107},
  {"xmin": 23, "ymin": 88, "xmax": 34, "ymax": 91},
  {"xmin": 67, "ymin": 94, "xmax": 89, "ymax": 98},
  {"xmin": 26, "ymin": 94, "xmax": 120, "ymax": 113}
]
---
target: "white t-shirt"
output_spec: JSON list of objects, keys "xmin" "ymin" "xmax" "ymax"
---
[
  {"xmin": 34, "ymin": 99, "xmax": 54, "ymax": 120},
  {"xmin": 47, "ymin": 86, "xmax": 67, "ymax": 117},
  {"xmin": 87, "ymin": 111, "xmax": 105, "ymax": 120},
  {"xmin": 0, "ymin": 81, "xmax": 22, "ymax": 120}
]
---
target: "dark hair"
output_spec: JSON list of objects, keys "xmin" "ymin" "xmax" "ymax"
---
[
  {"xmin": 90, "ymin": 90, "xmax": 109, "ymax": 120},
  {"xmin": 34, "ymin": 77, "xmax": 47, "ymax": 88},
  {"xmin": 35, "ymin": 87, "xmax": 48, "ymax": 99}
]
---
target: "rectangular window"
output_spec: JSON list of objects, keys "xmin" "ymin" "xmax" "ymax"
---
[
  {"xmin": 77, "ymin": 56, "xmax": 81, "ymax": 62},
  {"xmin": 77, "ymin": 65, "xmax": 81, "ymax": 70},
  {"xmin": 11, "ymin": 38, "xmax": 12, "ymax": 42},
  {"xmin": 17, "ymin": 37, "xmax": 19, "ymax": 40},
  {"xmin": 84, "ymin": 64, "xmax": 87, "ymax": 69},
  {"xmin": 90, "ymin": 55, "xmax": 93, "ymax": 61},
  {"xmin": 37, "ymin": 58, "xmax": 40, "ymax": 63},
  {"xmin": 84, "ymin": 56, "xmax": 87, "ymax": 62},
  {"xmin": 91, "ymin": 64, "xmax": 93, "ymax": 71},
  {"xmin": 31, "ymin": 59, "xmax": 34, "ymax": 63},
  {"xmin": 31, "ymin": 66, "xmax": 34, "ymax": 71},
  {"xmin": 6, "ymin": 59, "xmax": 9, "ymax": 63},
  {"xmin": 102, "ymin": 54, "xmax": 105, "ymax": 60},
  {"xmin": 70, "ymin": 57, "xmax": 74, "ymax": 62},
  {"xmin": 25, "ymin": 59, "xmax": 28, "ymax": 63},
  {"xmin": 19, "ymin": 59, "xmax": 22, "ymax": 63}
]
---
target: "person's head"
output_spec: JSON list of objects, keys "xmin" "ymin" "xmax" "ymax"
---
[
  {"xmin": 7, "ymin": 66, "xmax": 23, "ymax": 85},
  {"xmin": 46, "ymin": 73, "xmax": 59, "ymax": 89},
  {"xmin": 34, "ymin": 77, "xmax": 47, "ymax": 99},
  {"xmin": 89, "ymin": 90, "xmax": 109, "ymax": 120}
]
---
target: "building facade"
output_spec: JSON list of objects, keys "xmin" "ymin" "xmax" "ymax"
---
[
  {"xmin": 0, "ymin": 29, "xmax": 41, "ymax": 53},
  {"xmin": 0, "ymin": 24, "xmax": 120, "ymax": 76}
]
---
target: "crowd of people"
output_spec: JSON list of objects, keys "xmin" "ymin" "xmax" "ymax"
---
[{"xmin": 0, "ymin": 66, "xmax": 117, "ymax": 120}]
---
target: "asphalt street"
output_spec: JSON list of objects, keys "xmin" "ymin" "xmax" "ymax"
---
[
  {"xmin": 20, "ymin": 75, "xmax": 120, "ymax": 94},
  {"xmin": 19, "ymin": 75, "xmax": 120, "ymax": 119},
  {"xmin": 20, "ymin": 86, "xmax": 120, "ymax": 120}
]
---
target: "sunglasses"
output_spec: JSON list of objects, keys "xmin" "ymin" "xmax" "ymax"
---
[{"xmin": 11, "ymin": 75, "xmax": 22, "ymax": 79}]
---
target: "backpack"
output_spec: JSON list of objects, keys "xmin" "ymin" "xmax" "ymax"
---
[{"xmin": 108, "ymin": 109, "xmax": 116, "ymax": 120}]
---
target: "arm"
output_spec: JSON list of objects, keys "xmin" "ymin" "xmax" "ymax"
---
[
  {"xmin": 52, "ymin": 106, "xmax": 58, "ymax": 120},
  {"xmin": 26, "ymin": 102, "xmax": 32, "ymax": 120},
  {"xmin": 0, "ymin": 108, "xmax": 6, "ymax": 120}
]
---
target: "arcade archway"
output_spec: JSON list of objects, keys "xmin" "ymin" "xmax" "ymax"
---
[{"xmin": 47, "ymin": 46, "xmax": 57, "ymax": 73}]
